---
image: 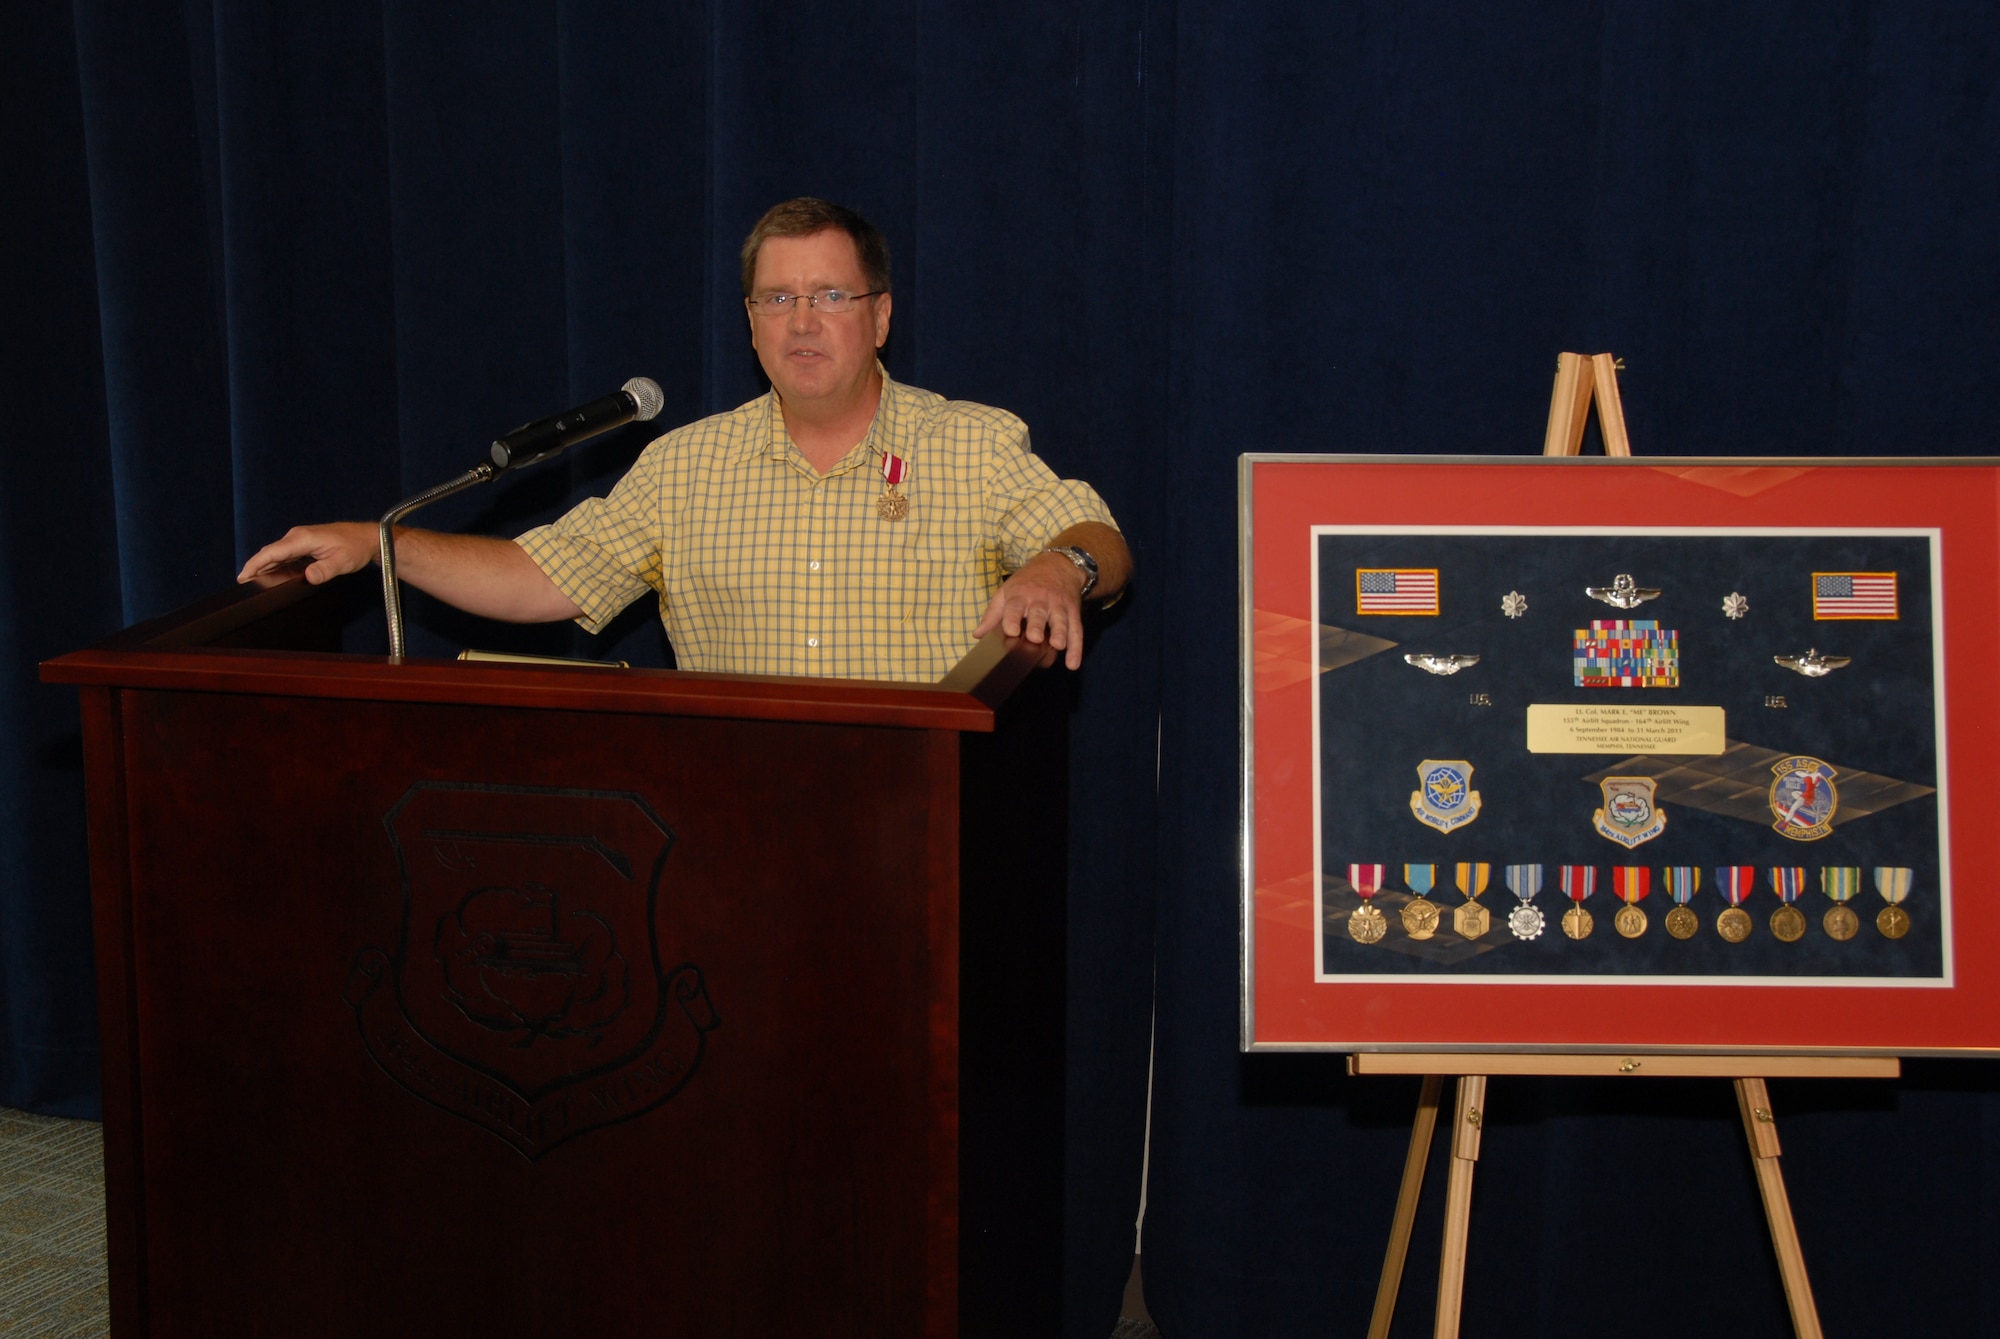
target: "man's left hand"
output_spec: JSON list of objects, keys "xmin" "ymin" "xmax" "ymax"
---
[{"xmin": 974, "ymin": 550, "xmax": 1091, "ymax": 670}]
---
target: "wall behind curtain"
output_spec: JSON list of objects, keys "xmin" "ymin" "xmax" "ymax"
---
[{"xmin": 7, "ymin": 2, "xmax": 1998, "ymax": 1335}]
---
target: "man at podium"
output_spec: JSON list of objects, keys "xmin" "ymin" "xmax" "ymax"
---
[{"xmin": 239, "ymin": 197, "xmax": 1130, "ymax": 682}]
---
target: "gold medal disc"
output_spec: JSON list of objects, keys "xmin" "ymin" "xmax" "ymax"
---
[
  {"xmin": 1614, "ymin": 903, "xmax": 1648, "ymax": 938},
  {"xmin": 1717, "ymin": 906, "xmax": 1754, "ymax": 943},
  {"xmin": 1771, "ymin": 904, "xmax": 1807, "ymax": 943},
  {"xmin": 1665, "ymin": 905, "xmax": 1699, "ymax": 939},
  {"xmin": 1401, "ymin": 896, "xmax": 1440, "ymax": 940},
  {"xmin": 1824, "ymin": 904, "xmax": 1860, "ymax": 941},
  {"xmin": 1562, "ymin": 906, "xmax": 1594, "ymax": 940},
  {"xmin": 1349, "ymin": 903, "xmax": 1388, "ymax": 944},
  {"xmin": 877, "ymin": 487, "xmax": 909, "ymax": 521},
  {"xmin": 1877, "ymin": 904, "xmax": 1911, "ymax": 940},
  {"xmin": 1453, "ymin": 901, "xmax": 1491, "ymax": 940}
]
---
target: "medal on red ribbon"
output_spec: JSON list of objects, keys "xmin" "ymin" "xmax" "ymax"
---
[
  {"xmin": 1873, "ymin": 866, "xmax": 1913, "ymax": 939},
  {"xmin": 1453, "ymin": 862, "xmax": 1491, "ymax": 939},
  {"xmin": 1559, "ymin": 864, "xmax": 1596, "ymax": 940},
  {"xmin": 1820, "ymin": 866, "xmax": 1862, "ymax": 941},
  {"xmin": 1663, "ymin": 866, "xmax": 1700, "ymax": 939},
  {"xmin": 876, "ymin": 448, "xmax": 909, "ymax": 521},
  {"xmin": 1346, "ymin": 863, "xmax": 1387, "ymax": 943},
  {"xmin": 1769, "ymin": 866, "xmax": 1808, "ymax": 942},
  {"xmin": 1401, "ymin": 864, "xmax": 1441, "ymax": 940},
  {"xmin": 1503, "ymin": 864, "xmax": 1544, "ymax": 941},
  {"xmin": 1611, "ymin": 866, "xmax": 1650, "ymax": 938},
  {"xmin": 1714, "ymin": 865, "xmax": 1756, "ymax": 942}
]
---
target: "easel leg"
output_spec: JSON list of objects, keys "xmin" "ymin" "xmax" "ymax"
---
[
  {"xmin": 1368, "ymin": 1074, "xmax": 1445, "ymax": 1339},
  {"xmin": 1433, "ymin": 1075, "xmax": 1485, "ymax": 1339},
  {"xmin": 1734, "ymin": 1078, "xmax": 1824, "ymax": 1339}
]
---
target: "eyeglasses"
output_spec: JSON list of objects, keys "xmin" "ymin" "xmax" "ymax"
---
[{"xmin": 745, "ymin": 289, "xmax": 883, "ymax": 316}]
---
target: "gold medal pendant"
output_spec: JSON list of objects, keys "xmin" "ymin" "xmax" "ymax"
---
[
  {"xmin": 1349, "ymin": 903, "xmax": 1388, "ymax": 944},
  {"xmin": 1877, "ymin": 904, "xmax": 1911, "ymax": 940},
  {"xmin": 877, "ymin": 486, "xmax": 908, "ymax": 522},
  {"xmin": 1824, "ymin": 904, "xmax": 1860, "ymax": 941},
  {"xmin": 1453, "ymin": 900, "xmax": 1490, "ymax": 940},
  {"xmin": 1561, "ymin": 906, "xmax": 1594, "ymax": 940},
  {"xmin": 1401, "ymin": 896, "xmax": 1440, "ymax": 940},
  {"xmin": 1665, "ymin": 905, "xmax": 1699, "ymax": 939},
  {"xmin": 1771, "ymin": 904, "xmax": 1807, "ymax": 943},
  {"xmin": 1717, "ymin": 907, "xmax": 1754, "ymax": 943},
  {"xmin": 1614, "ymin": 903, "xmax": 1648, "ymax": 938}
]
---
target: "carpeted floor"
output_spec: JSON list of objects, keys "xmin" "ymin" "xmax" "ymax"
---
[
  {"xmin": 0, "ymin": 1108, "xmax": 1158, "ymax": 1337},
  {"xmin": 0, "ymin": 1108, "xmax": 108, "ymax": 1336}
]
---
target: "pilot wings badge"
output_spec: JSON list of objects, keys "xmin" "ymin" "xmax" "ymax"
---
[{"xmin": 1410, "ymin": 760, "xmax": 1482, "ymax": 833}]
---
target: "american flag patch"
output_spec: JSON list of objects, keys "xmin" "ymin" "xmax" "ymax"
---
[
  {"xmin": 1813, "ymin": 572, "xmax": 1897, "ymax": 620},
  {"xmin": 1356, "ymin": 568, "xmax": 1439, "ymax": 615}
]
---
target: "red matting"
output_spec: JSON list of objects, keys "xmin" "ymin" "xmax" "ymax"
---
[{"xmin": 1242, "ymin": 456, "xmax": 2000, "ymax": 1053}]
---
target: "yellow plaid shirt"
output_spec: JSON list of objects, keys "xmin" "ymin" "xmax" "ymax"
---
[{"xmin": 515, "ymin": 371, "xmax": 1118, "ymax": 682}]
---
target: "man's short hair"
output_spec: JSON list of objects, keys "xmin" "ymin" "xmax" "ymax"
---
[{"xmin": 740, "ymin": 198, "xmax": 892, "ymax": 297}]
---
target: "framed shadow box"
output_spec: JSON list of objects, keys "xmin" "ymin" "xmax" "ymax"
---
[{"xmin": 1240, "ymin": 455, "xmax": 2000, "ymax": 1054}]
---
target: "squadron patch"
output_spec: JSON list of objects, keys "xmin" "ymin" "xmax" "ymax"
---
[
  {"xmin": 1409, "ymin": 760, "xmax": 1481, "ymax": 833},
  {"xmin": 1769, "ymin": 756, "xmax": 1838, "ymax": 841},
  {"xmin": 1593, "ymin": 775, "xmax": 1667, "ymax": 848}
]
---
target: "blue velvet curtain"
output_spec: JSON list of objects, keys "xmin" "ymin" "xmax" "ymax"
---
[{"xmin": 7, "ymin": 2, "xmax": 1997, "ymax": 1334}]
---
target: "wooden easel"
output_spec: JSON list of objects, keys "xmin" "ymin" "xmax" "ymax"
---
[
  {"xmin": 1542, "ymin": 351, "xmax": 1632, "ymax": 457},
  {"xmin": 1355, "ymin": 1052, "xmax": 1899, "ymax": 1339},
  {"xmin": 1354, "ymin": 357, "xmax": 1901, "ymax": 1337}
]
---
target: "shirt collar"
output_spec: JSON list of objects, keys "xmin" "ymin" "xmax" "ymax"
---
[{"xmin": 763, "ymin": 361, "xmax": 901, "ymax": 477}]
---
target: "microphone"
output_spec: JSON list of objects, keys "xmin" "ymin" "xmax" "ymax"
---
[{"xmin": 489, "ymin": 376, "xmax": 665, "ymax": 472}]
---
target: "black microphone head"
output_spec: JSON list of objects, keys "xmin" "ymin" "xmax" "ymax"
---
[{"xmin": 623, "ymin": 377, "xmax": 665, "ymax": 422}]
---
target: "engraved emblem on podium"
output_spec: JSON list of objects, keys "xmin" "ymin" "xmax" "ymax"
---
[
  {"xmin": 347, "ymin": 783, "xmax": 720, "ymax": 1159},
  {"xmin": 1410, "ymin": 760, "xmax": 1482, "ymax": 833},
  {"xmin": 1593, "ymin": 776, "xmax": 1666, "ymax": 848}
]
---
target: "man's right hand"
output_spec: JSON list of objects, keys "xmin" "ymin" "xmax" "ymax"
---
[
  {"xmin": 238, "ymin": 523, "xmax": 379, "ymax": 586},
  {"xmin": 237, "ymin": 524, "xmax": 584, "ymax": 624}
]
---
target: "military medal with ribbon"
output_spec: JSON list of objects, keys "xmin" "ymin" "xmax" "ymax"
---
[
  {"xmin": 1662, "ymin": 866, "xmax": 1700, "ymax": 939},
  {"xmin": 1874, "ymin": 866, "xmax": 1913, "ymax": 939},
  {"xmin": 1769, "ymin": 866, "xmax": 1808, "ymax": 942},
  {"xmin": 1453, "ymin": 862, "xmax": 1491, "ymax": 939},
  {"xmin": 1715, "ymin": 865, "xmax": 1756, "ymax": 942},
  {"xmin": 875, "ymin": 447, "xmax": 910, "ymax": 521},
  {"xmin": 1347, "ymin": 864, "xmax": 1388, "ymax": 943},
  {"xmin": 1611, "ymin": 866, "xmax": 1650, "ymax": 938},
  {"xmin": 1821, "ymin": 867, "xmax": 1862, "ymax": 941},
  {"xmin": 1559, "ymin": 864, "xmax": 1596, "ymax": 940},
  {"xmin": 1504, "ymin": 864, "xmax": 1545, "ymax": 940},
  {"xmin": 1401, "ymin": 864, "xmax": 1441, "ymax": 941}
]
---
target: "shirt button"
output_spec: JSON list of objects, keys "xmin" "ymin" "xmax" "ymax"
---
[
  {"xmin": 809, "ymin": 560, "xmax": 821, "ymax": 572},
  {"xmin": 806, "ymin": 636, "xmax": 820, "ymax": 648}
]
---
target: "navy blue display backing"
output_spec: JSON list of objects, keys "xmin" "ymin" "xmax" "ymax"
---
[{"xmin": 1315, "ymin": 531, "xmax": 1941, "ymax": 980}]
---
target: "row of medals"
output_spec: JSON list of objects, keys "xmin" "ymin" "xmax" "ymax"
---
[{"xmin": 1349, "ymin": 896, "xmax": 1908, "ymax": 945}]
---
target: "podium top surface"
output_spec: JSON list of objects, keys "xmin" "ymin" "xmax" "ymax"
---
[{"xmin": 44, "ymin": 572, "xmax": 1037, "ymax": 732}]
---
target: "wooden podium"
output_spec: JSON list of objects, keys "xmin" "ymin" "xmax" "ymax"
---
[{"xmin": 44, "ymin": 573, "xmax": 1071, "ymax": 1337}]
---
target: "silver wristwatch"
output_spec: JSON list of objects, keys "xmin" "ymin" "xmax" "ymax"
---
[{"xmin": 1043, "ymin": 545, "xmax": 1099, "ymax": 600}]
